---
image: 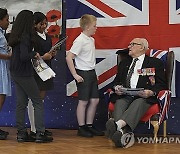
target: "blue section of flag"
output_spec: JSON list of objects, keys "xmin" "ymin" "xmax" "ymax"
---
[
  {"xmin": 151, "ymin": 49, "xmax": 168, "ymax": 67},
  {"xmin": 66, "ymin": 0, "xmax": 104, "ymax": 19},
  {"xmin": 123, "ymin": 0, "xmax": 142, "ymax": 10},
  {"xmin": 177, "ymin": 0, "xmax": 180, "ymax": 10},
  {"xmin": 96, "ymin": 58, "xmax": 105, "ymax": 64}
]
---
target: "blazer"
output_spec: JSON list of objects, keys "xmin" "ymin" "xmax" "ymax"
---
[{"xmin": 111, "ymin": 55, "xmax": 167, "ymax": 103}]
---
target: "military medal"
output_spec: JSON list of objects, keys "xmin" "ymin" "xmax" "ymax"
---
[
  {"xmin": 137, "ymin": 68, "xmax": 155, "ymax": 76},
  {"xmin": 149, "ymin": 76, "xmax": 155, "ymax": 85}
]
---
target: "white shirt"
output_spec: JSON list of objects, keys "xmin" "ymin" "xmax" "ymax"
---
[
  {"xmin": 130, "ymin": 54, "xmax": 145, "ymax": 88},
  {"xmin": 37, "ymin": 31, "xmax": 46, "ymax": 40},
  {"xmin": 70, "ymin": 32, "xmax": 96, "ymax": 70}
]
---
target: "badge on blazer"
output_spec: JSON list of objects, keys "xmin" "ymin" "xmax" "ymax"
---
[
  {"xmin": 137, "ymin": 68, "xmax": 155, "ymax": 76},
  {"xmin": 149, "ymin": 76, "xmax": 155, "ymax": 85}
]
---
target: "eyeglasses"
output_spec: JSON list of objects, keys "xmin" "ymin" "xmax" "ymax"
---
[{"xmin": 129, "ymin": 42, "xmax": 142, "ymax": 47}]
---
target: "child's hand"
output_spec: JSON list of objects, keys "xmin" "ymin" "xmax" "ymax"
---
[
  {"xmin": 73, "ymin": 74, "xmax": 84, "ymax": 83},
  {"xmin": 43, "ymin": 52, "xmax": 52, "ymax": 60},
  {"xmin": 34, "ymin": 52, "xmax": 41, "ymax": 59},
  {"xmin": 49, "ymin": 50, "xmax": 57, "ymax": 57}
]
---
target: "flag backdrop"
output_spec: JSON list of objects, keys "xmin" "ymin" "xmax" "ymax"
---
[
  {"xmin": 0, "ymin": 0, "xmax": 180, "ymax": 135},
  {"xmin": 66, "ymin": 0, "xmax": 180, "ymax": 97},
  {"xmin": 66, "ymin": 0, "xmax": 180, "ymax": 134}
]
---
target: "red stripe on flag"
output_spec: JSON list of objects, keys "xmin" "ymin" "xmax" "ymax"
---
[
  {"xmin": 98, "ymin": 65, "xmax": 117, "ymax": 84},
  {"xmin": 67, "ymin": 0, "xmax": 180, "ymax": 50},
  {"xmin": 153, "ymin": 50, "xmax": 164, "ymax": 57},
  {"xmin": 87, "ymin": 0, "xmax": 125, "ymax": 18},
  {"xmin": 66, "ymin": 28, "xmax": 81, "ymax": 50},
  {"xmin": 71, "ymin": 91, "xmax": 78, "ymax": 97}
]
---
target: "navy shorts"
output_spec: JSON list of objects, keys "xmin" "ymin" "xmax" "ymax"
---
[{"xmin": 76, "ymin": 69, "xmax": 99, "ymax": 101}]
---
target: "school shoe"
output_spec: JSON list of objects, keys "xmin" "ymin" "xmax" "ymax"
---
[
  {"xmin": 0, "ymin": 129, "xmax": 9, "ymax": 135},
  {"xmin": 29, "ymin": 130, "xmax": 52, "ymax": 138},
  {"xmin": 105, "ymin": 118, "xmax": 117, "ymax": 139},
  {"xmin": 35, "ymin": 132, "xmax": 53, "ymax": 143},
  {"xmin": 29, "ymin": 130, "xmax": 53, "ymax": 142},
  {"xmin": 0, "ymin": 129, "xmax": 9, "ymax": 140},
  {"xmin": 17, "ymin": 131, "xmax": 30, "ymax": 142},
  {"xmin": 45, "ymin": 129, "xmax": 52, "ymax": 136},
  {"xmin": 0, "ymin": 134, "xmax": 8, "ymax": 140},
  {"xmin": 111, "ymin": 130, "xmax": 124, "ymax": 147},
  {"xmin": 87, "ymin": 126, "xmax": 105, "ymax": 136},
  {"xmin": 77, "ymin": 126, "xmax": 93, "ymax": 137},
  {"xmin": 28, "ymin": 131, "xmax": 36, "ymax": 142}
]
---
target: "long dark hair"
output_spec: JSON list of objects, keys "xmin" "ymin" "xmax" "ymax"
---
[
  {"xmin": 8, "ymin": 10, "xmax": 34, "ymax": 47},
  {"xmin": 0, "ymin": 8, "xmax": 8, "ymax": 20},
  {"xmin": 34, "ymin": 11, "xmax": 47, "ymax": 25}
]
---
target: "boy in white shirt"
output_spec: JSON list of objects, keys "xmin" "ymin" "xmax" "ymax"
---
[{"xmin": 66, "ymin": 14, "xmax": 104, "ymax": 137}]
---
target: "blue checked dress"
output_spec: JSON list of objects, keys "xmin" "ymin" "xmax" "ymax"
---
[{"xmin": 0, "ymin": 27, "xmax": 11, "ymax": 96}]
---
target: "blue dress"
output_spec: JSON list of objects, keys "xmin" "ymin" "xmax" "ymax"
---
[{"xmin": 0, "ymin": 27, "xmax": 11, "ymax": 96}]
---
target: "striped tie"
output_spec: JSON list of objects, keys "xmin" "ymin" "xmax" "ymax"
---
[{"xmin": 126, "ymin": 58, "xmax": 138, "ymax": 88}]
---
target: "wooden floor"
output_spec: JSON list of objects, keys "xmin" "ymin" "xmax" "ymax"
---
[{"xmin": 0, "ymin": 127, "xmax": 180, "ymax": 154}]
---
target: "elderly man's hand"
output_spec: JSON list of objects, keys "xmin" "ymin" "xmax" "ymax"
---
[
  {"xmin": 138, "ymin": 90, "xmax": 154, "ymax": 98},
  {"xmin": 114, "ymin": 85, "xmax": 124, "ymax": 95}
]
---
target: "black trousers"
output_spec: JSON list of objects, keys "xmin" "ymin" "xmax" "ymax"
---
[
  {"xmin": 113, "ymin": 96, "xmax": 151, "ymax": 131},
  {"xmin": 12, "ymin": 76, "xmax": 45, "ymax": 132}
]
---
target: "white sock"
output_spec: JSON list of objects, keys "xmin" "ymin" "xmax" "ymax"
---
[
  {"xmin": 27, "ymin": 99, "xmax": 36, "ymax": 133},
  {"xmin": 116, "ymin": 120, "xmax": 126, "ymax": 131}
]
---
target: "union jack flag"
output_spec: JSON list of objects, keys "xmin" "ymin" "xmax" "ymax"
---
[
  {"xmin": 146, "ymin": 49, "xmax": 168, "ymax": 68},
  {"xmin": 66, "ymin": 0, "xmax": 180, "ymax": 97},
  {"xmin": 146, "ymin": 49, "xmax": 172, "ymax": 123},
  {"xmin": 157, "ymin": 90, "xmax": 171, "ymax": 124}
]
